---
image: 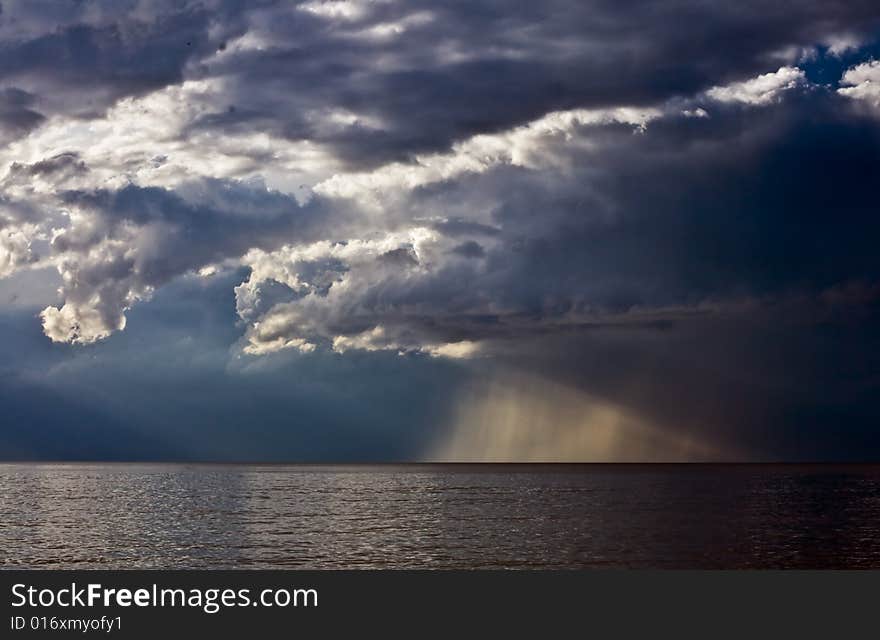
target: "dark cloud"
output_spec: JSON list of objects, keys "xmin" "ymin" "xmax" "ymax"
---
[
  {"xmin": 2, "ymin": 1, "xmax": 880, "ymax": 161},
  {"xmin": 1, "ymin": 1, "xmax": 880, "ymax": 460},
  {"xmin": 178, "ymin": 0, "xmax": 880, "ymax": 166},
  {"xmin": 8, "ymin": 151, "xmax": 86, "ymax": 178},
  {"xmin": 450, "ymin": 241, "xmax": 485, "ymax": 259},
  {"xmin": 0, "ymin": 87, "xmax": 44, "ymax": 141},
  {"xmin": 0, "ymin": 1, "xmax": 250, "ymax": 123},
  {"xmin": 481, "ymin": 95, "xmax": 880, "ymax": 308},
  {"xmin": 432, "ymin": 219, "xmax": 501, "ymax": 238}
]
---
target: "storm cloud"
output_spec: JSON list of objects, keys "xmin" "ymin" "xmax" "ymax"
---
[{"xmin": 1, "ymin": 0, "xmax": 880, "ymax": 460}]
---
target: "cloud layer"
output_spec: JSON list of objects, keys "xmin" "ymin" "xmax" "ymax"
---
[{"xmin": 2, "ymin": 1, "xmax": 880, "ymax": 459}]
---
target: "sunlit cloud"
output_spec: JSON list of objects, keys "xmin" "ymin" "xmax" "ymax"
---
[
  {"xmin": 706, "ymin": 66, "xmax": 806, "ymax": 105},
  {"xmin": 838, "ymin": 60, "xmax": 880, "ymax": 109}
]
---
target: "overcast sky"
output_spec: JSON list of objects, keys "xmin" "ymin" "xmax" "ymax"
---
[{"xmin": 2, "ymin": 0, "xmax": 880, "ymax": 461}]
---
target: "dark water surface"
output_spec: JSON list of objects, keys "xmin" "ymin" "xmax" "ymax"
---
[{"xmin": 2, "ymin": 463, "xmax": 880, "ymax": 569}]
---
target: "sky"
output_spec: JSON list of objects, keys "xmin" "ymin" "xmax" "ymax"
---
[{"xmin": 1, "ymin": 0, "xmax": 880, "ymax": 461}]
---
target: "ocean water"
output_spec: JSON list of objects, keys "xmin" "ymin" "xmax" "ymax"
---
[{"xmin": 2, "ymin": 463, "xmax": 880, "ymax": 569}]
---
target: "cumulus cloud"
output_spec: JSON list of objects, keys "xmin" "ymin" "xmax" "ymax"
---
[{"xmin": 38, "ymin": 180, "xmax": 346, "ymax": 343}]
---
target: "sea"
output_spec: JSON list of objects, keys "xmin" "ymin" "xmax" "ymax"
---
[{"xmin": 2, "ymin": 463, "xmax": 880, "ymax": 569}]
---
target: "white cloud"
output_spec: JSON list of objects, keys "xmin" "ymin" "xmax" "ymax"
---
[
  {"xmin": 838, "ymin": 60, "xmax": 880, "ymax": 108},
  {"xmin": 330, "ymin": 325, "xmax": 479, "ymax": 358},
  {"xmin": 297, "ymin": 0, "xmax": 392, "ymax": 21},
  {"xmin": 824, "ymin": 34, "xmax": 861, "ymax": 57},
  {"xmin": 423, "ymin": 340, "xmax": 480, "ymax": 359},
  {"xmin": 40, "ymin": 300, "xmax": 125, "ymax": 344},
  {"xmin": 314, "ymin": 106, "xmax": 662, "ymax": 201},
  {"xmin": 331, "ymin": 325, "xmax": 389, "ymax": 353},
  {"xmin": 236, "ymin": 228, "xmax": 449, "ymax": 355},
  {"xmin": 681, "ymin": 107, "xmax": 709, "ymax": 118},
  {"xmin": 243, "ymin": 335, "xmax": 316, "ymax": 355},
  {"xmin": 39, "ymin": 225, "xmax": 153, "ymax": 343},
  {"xmin": 706, "ymin": 66, "xmax": 805, "ymax": 105},
  {"xmin": 349, "ymin": 10, "xmax": 435, "ymax": 41},
  {"xmin": 0, "ymin": 226, "xmax": 37, "ymax": 278},
  {"xmin": 0, "ymin": 78, "xmax": 343, "ymax": 202}
]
